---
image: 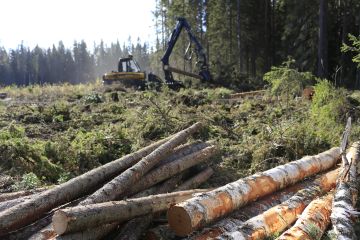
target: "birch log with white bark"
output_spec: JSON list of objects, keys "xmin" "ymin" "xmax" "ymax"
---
[
  {"xmin": 192, "ymin": 169, "xmax": 339, "ymax": 240},
  {"xmin": 168, "ymin": 147, "xmax": 340, "ymax": 236},
  {"xmin": 331, "ymin": 141, "xmax": 359, "ymax": 240},
  {"xmin": 216, "ymin": 169, "xmax": 338, "ymax": 240},
  {"xmin": 277, "ymin": 193, "xmax": 333, "ymax": 240}
]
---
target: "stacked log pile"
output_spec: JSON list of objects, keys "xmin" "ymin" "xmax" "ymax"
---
[
  {"xmin": 0, "ymin": 120, "xmax": 359, "ymax": 240},
  {"xmin": 0, "ymin": 122, "xmax": 219, "ymax": 240}
]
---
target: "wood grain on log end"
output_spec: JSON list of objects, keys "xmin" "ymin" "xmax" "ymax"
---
[
  {"xmin": 167, "ymin": 205, "xmax": 192, "ymax": 237},
  {"xmin": 52, "ymin": 211, "xmax": 68, "ymax": 235}
]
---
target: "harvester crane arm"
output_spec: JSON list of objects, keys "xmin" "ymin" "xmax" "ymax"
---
[{"xmin": 161, "ymin": 17, "xmax": 211, "ymax": 88}]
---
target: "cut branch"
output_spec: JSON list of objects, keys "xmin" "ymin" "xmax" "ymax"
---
[{"xmin": 168, "ymin": 147, "xmax": 340, "ymax": 236}]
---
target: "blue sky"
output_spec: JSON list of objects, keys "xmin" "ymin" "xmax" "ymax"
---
[{"xmin": 0, "ymin": 0, "xmax": 157, "ymax": 50}]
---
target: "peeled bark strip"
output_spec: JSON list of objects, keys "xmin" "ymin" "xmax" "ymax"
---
[
  {"xmin": 81, "ymin": 122, "xmax": 202, "ymax": 205},
  {"xmin": 0, "ymin": 136, "xmax": 172, "ymax": 235},
  {"xmin": 53, "ymin": 189, "xmax": 208, "ymax": 235},
  {"xmin": 216, "ymin": 169, "xmax": 338, "ymax": 240},
  {"xmin": 0, "ymin": 187, "xmax": 49, "ymax": 202},
  {"xmin": 193, "ymin": 169, "xmax": 339, "ymax": 240},
  {"xmin": 176, "ymin": 167, "xmax": 214, "ymax": 191},
  {"xmin": 277, "ymin": 193, "xmax": 334, "ymax": 240},
  {"xmin": 129, "ymin": 146, "xmax": 216, "ymax": 195},
  {"xmin": 168, "ymin": 147, "xmax": 340, "ymax": 236},
  {"xmin": 331, "ymin": 142, "xmax": 359, "ymax": 240}
]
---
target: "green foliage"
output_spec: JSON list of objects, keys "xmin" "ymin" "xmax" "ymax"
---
[
  {"xmin": 341, "ymin": 34, "xmax": 360, "ymax": 68},
  {"xmin": 310, "ymin": 79, "xmax": 348, "ymax": 145},
  {"xmin": 264, "ymin": 59, "xmax": 316, "ymax": 98},
  {"xmin": 12, "ymin": 172, "xmax": 42, "ymax": 190}
]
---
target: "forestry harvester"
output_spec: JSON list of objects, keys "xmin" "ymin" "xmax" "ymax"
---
[{"xmin": 102, "ymin": 17, "xmax": 211, "ymax": 90}]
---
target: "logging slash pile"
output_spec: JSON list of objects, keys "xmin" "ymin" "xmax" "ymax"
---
[{"xmin": 0, "ymin": 121, "xmax": 359, "ymax": 240}]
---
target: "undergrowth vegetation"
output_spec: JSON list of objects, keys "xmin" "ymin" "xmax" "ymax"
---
[{"xmin": 0, "ymin": 71, "xmax": 359, "ymax": 192}]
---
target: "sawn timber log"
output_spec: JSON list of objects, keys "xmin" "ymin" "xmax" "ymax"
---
[{"xmin": 168, "ymin": 147, "xmax": 340, "ymax": 236}]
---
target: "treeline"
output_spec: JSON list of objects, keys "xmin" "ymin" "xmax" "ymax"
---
[
  {"xmin": 154, "ymin": 0, "xmax": 360, "ymax": 88},
  {"xmin": 0, "ymin": 39, "xmax": 151, "ymax": 86}
]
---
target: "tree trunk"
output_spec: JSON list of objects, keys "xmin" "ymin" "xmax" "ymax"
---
[
  {"xmin": 236, "ymin": 0, "xmax": 242, "ymax": 73},
  {"xmin": 128, "ymin": 146, "xmax": 216, "ymax": 195},
  {"xmin": 193, "ymin": 169, "xmax": 339, "ymax": 240},
  {"xmin": 0, "ymin": 135, "xmax": 172, "ymax": 235},
  {"xmin": 53, "ymin": 189, "xmax": 209, "ymax": 235},
  {"xmin": 318, "ymin": 0, "xmax": 328, "ymax": 78},
  {"xmin": 216, "ymin": 170, "xmax": 338, "ymax": 240},
  {"xmin": 154, "ymin": 141, "xmax": 211, "ymax": 169},
  {"xmin": 175, "ymin": 167, "xmax": 214, "ymax": 191},
  {"xmin": 113, "ymin": 214, "xmax": 153, "ymax": 240},
  {"xmin": 55, "ymin": 223, "xmax": 119, "ymax": 240},
  {"xmin": 145, "ymin": 224, "xmax": 176, "ymax": 240},
  {"xmin": 0, "ymin": 194, "xmax": 37, "ymax": 212},
  {"xmin": 277, "ymin": 193, "xmax": 333, "ymax": 240},
  {"xmin": 167, "ymin": 147, "xmax": 340, "ymax": 236},
  {"xmin": 0, "ymin": 187, "xmax": 49, "ymax": 203},
  {"xmin": 131, "ymin": 174, "xmax": 183, "ymax": 198},
  {"xmin": 80, "ymin": 122, "xmax": 202, "ymax": 205},
  {"xmin": 331, "ymin": 142, "xmax": 359, "ymax": 239}
]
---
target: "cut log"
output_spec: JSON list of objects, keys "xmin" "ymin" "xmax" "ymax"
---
[
  {"xmin": 216, "ymin": 168, "xmax": 338, "ymax": 240},
  {"xmin": 53, "ymin": 189, "xmax": 209, "ymax": 235},
  {"xmin": 127, "ymin": 146, "xmax": 217, "ymax": 195},
  {"xmin": 277, "ymin": 193, "xmax": 334, "ymax": 240},
  {"xmin": 155, "ymin": 141, "xmax": 212, "ymax": 168},
  {"xmin": 113, "ymin": 214, "xmax": 153, "ymax": 240},
  {"xmin": 54, "ymin": 223, "xmax": 119, "ymax": 240},
  {"xmin": 175, "ymin": 167, "xmax": 214, "ymax": 191},
  {"xmin": 80, "ymin": 122, "xmax": 202, "ymax": 205},
  {"xmin": 2, "ymin": 215, "xmax": 52, "ymax": 240},
  {"xmin": 132, "ymin": 174, "xmax": 183, "ymax": 198},
  {"xmin": 146, "ymin": 224, "xmax": 177, "ymax": 240},
  {"xmin": 0, "ymin": 135, "xmax": 172, "ymax": 235},
  {"xmin": 331, "ymin": 141, "xmax": 359, "ymax": 240},
  {"xmin": 192, "ymin": 169, "xmax": 339, "ymax": 240},
  {"xmin": 0, "ymin": 187, "xmax": 49, "ymax": 202},
  {"xmin": 168, "ymin": 147, "xmax": 340, "ymax": 236},
  {"xmin": 0, "ymin": 194, "xmax": 36, "ymax": 212}
]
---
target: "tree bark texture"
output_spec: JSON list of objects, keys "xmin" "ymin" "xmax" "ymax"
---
[
  {"xmin": 80, "ymin": 122, "xmax": 202, "ymax": 205},
  {"xmin": 216, "ymin": 169, "xmax": 338, "ymax": 240},
  {"xmin": 0, "ymin": 135, "xmax": 172, "ymax": 235},
  {"xmin": 192, "ymin": 169, "xmax": 339, "ymax": 240},
  {"xmin": 154, "ymin": 141, "xmax": 212, "ymax": 169},
  {"xmin": 0, "ymin": 187, "xmax": 49, "ymax": 203},
  {"xmin": 53, "ymin": 189, "xmax": 209, "ymax": 235},
  {"xmin": 0, "ymin": 194, "xmax": 36, "ymax": 212},
  {"xmin": 277, "ymin": 193, "xmax": 333, "ymax": 240},
  {"xmin": 175, "ymin": 167, "xmax": 214, "ymax": 191},
  {"xmin": 113, "ymin": 214, "xmax": 153, "ymax": 240},
  {"xmin": 331, "ymin": 142, "xmax": 359, "ymax": 240},
  {"xmin": 54, "ymin": 223, "xmax": 118, "ymax": 240},
  {"xmin": 129, "ymin": 146, "xmax": 216, "ymax": 195},
  {"xmin": 145, "ymin": 224, "xmax": 176, "ymax": 240},
  {"xmin": 167, "ymin": 147, "xmax": 340, "ymax": 236}
]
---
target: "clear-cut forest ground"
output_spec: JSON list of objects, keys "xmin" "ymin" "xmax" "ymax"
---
[{"xmin": 0, "ymin": 76, "xmax": 359, "ymax": 239}]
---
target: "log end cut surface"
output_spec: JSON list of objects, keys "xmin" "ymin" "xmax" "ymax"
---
[
  {"xmin": 52, "ymin": 211, "xmax": 68, "ymax": 235},
  {"xmin": 167, "ymin": 205, "xmax": 192, "ymax": 237}
]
